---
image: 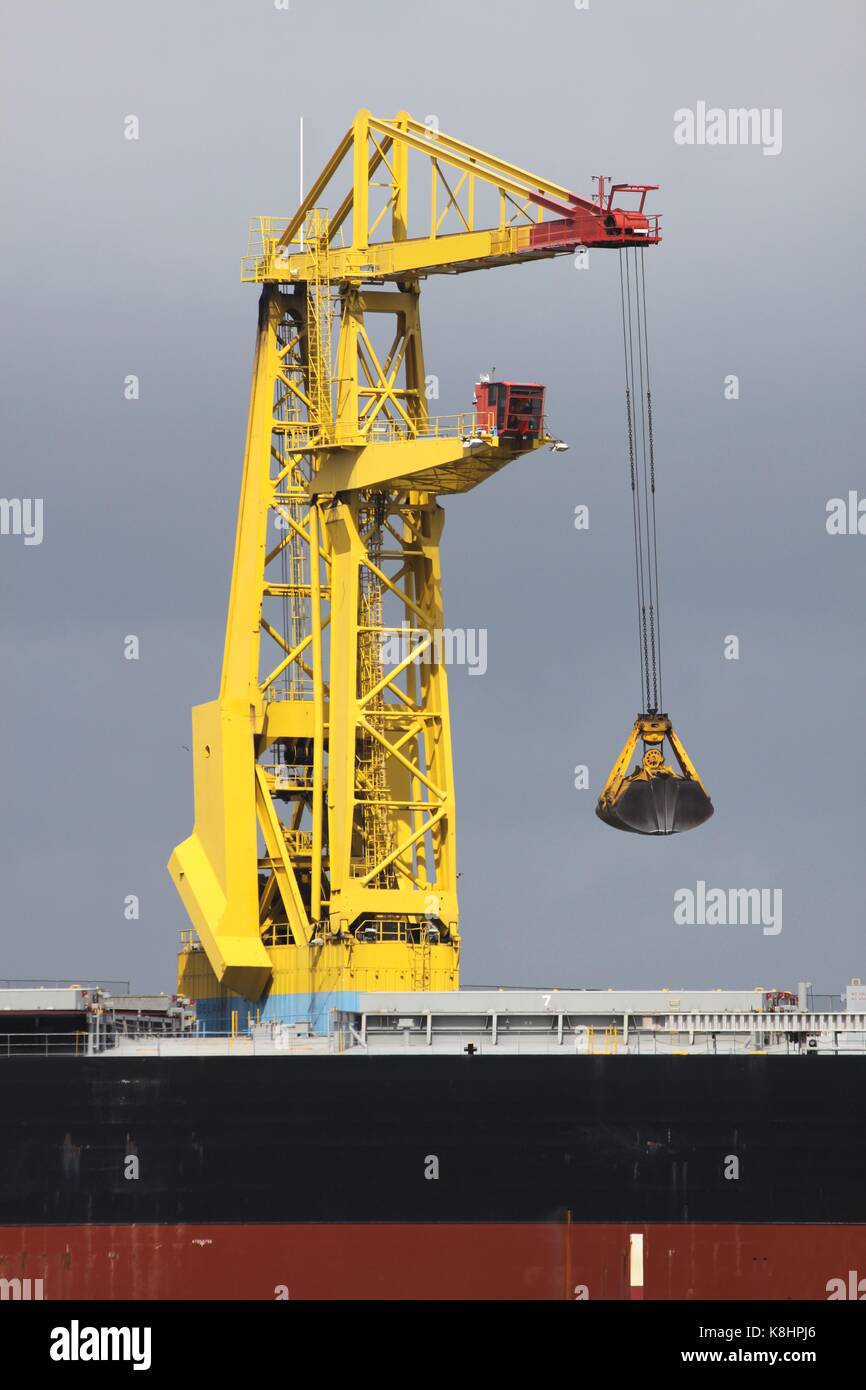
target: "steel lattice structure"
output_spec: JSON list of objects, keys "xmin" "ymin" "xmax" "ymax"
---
[{"xmin": 170, "ymin": 110, "xmax": 660, "ymax": 1010}]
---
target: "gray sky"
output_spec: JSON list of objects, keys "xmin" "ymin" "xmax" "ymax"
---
[{"xmin": 1, "ymin": 0, "xmax": 864, "ymax": 996}]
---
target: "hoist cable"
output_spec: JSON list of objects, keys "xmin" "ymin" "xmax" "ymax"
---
[
  {"xmin": 623, "ymin": 249, "xmax": 653, "ymax": 711},
  {"xmin": 619, "ymin": 252, "xmax": 649, "ymax": 712},
  {"xmin": 632, "ymin": 248, "xmax": 657, "ymax": 712},
  {"xmin": 639, "ymin": 249, "xmax": 663, "ymax": 712},
  {"xmin": 618, "ymin": 248, "xmax": 663, "ymax": 715},
  {"xmin": 633, "ymin": 248, "xmax": 658, "ymax": 712}
]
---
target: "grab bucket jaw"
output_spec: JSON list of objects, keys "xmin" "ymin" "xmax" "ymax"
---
[{"xmin": 596, "ymin": 714, "xmax": 713, "ymax": 836}]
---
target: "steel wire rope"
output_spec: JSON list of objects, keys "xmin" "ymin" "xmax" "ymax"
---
[{"xmin": 619, "ymin": 250, "xmax": 649, "ymax": 713}]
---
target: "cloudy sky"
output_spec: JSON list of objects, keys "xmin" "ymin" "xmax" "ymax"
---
[{"xmin": 1, "ymin": 0, "xmax": 864, "ymax": 998}]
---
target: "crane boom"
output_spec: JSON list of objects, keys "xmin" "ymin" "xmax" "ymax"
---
[
  {"xmin": 243, "ymin": 111, "xmax": 659, "ymax": 286},
  {"xmin": 169, "ymin": 110, "xmax": 661, "ymax": 1026}
]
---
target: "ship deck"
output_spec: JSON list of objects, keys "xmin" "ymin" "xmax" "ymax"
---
[{"xmin": 3, "ymin": 985, "xmax": 865, "ymax": 1057}]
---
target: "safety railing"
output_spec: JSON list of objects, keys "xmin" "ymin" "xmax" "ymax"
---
[
  {"xmin": 259, "ymin": 764, "xmax": 315, "ymax": 792},
  {"xmin": 328, "ymin": 918, "xmax": 458, "ymax": 945},
  {"xmin": 4, "ymin": 1023, "xmax": 865, "ymax": 1059},
  {"xmin": 0, "ymin": 1031, "xmax": 94, "ymax": 1057},
  {"xmin": 808, "ymin": 993, "xmax": 845, "ymax": 1012},
  {"xmin": 340, "ymin": 1026, "xmax": 866, "ymax": 1057},
  {"xmin": 364, "ymin": 413, "xmax": 484, "ymax": 444},
  {"xmin": 241, "ymin": 217, "xmax": 294, "ymax": 282},
  {"xmin": 0, "ymin": 977, "xmax": 130, "ymax": 991},
  {"xmin": 241, "ymin": 215, "xmax": 350, "ymax": 283},
  {"xmin": 0, "ymin": 1029, "xmax": 333, "ymax": 1058},
  {"xmin": 256, "ymin": 411, "xmax": 490, "ymax": 450}
]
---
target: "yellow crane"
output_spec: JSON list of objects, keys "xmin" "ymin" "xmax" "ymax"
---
[{"xmin": 169, "ymin": 110, "xmax": 671, "ymax": 1028}]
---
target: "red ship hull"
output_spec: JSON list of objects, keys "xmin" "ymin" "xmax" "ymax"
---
[{"xmin": 3, "ymin": 1223, "xmax": 865, "ymax": 1300}]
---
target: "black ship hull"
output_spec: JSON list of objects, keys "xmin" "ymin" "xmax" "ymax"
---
[{"xmin": 1, "ymin": 1055, "xmax": 864, "ymax": 1299}]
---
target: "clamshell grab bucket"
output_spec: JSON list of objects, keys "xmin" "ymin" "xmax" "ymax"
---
[{"xmin": 596, "ymin": 714, "xmax": 713, "ymax": 836}]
